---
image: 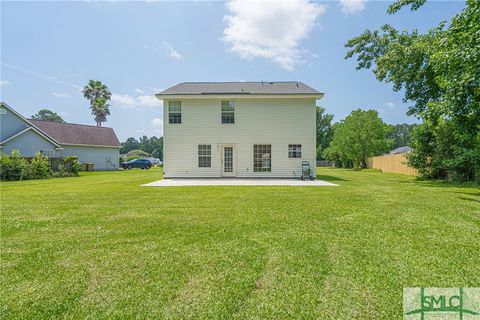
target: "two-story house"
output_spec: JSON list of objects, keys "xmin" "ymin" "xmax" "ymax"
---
[{"xmin": 156, "ymin": 82, "xmax": 323, "ymax": 178}]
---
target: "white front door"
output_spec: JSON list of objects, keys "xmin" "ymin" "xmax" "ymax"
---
[{"xmin": 221, "ymin": 145, "xmax": 235, "ymax": 177}]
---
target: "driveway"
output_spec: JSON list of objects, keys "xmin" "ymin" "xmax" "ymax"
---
[{"xmin": 142, "ymin": 178, "xmax": 338, "ymax": 187}]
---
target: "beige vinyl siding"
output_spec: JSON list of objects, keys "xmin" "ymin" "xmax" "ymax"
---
[{"xmin": 163, "ymin": 98, "xmax": 316, "ymax": 178}]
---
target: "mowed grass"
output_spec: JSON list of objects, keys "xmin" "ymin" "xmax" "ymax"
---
[{"xmin": 1, "ymin": 168, "xmax": 479, "ymax": 319}]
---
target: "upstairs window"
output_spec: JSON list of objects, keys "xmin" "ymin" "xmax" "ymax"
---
[
  {"xmin": 221, "ymin": 101, "xmax": 235, "ymax": 124},
  {"xmin": 288, "ymin": 144, "xmax": 302, "ymax": 158},
  {"xmin": 168, "ymin": 101, "xmax": 181, "ymax": 124},
  {"xmin": 254, "ymin": 144, "xmax": 271, "ymax": 172},
  {"xmin": 198, "ymin": 144, "xmax": 211, "ymax": 168}
]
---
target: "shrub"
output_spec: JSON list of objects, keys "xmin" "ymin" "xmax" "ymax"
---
[
  {"xmin": 407, "ymin": 121, "xmax": 480, "ymax": 182},
  {"xmin": 0, "ymin": 150, "xmax": 28, "ymax": 181},
  {"xmin": 28, "ymin": 152, "xmax": 50, "ymax": 179},
  {"xmin": 52, "ymin": 164, "xmax": 69, "ymax": 178},
  {"xmin": 70, "ymin": 159, "xmax": 80, "ymax": 176},
  {"xmin": 62, "ymin": 156, "xmax": 80, "ymax": 176},
  {"xmin": 0, "ymin": 151, "xmax": 81, "ymax": 181}
]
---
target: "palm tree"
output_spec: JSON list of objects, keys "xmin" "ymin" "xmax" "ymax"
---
[
  {"xmin": 91, "ymin": 98, "xmax": 111, "ymax": 127},
  {"xmin": 82, "ymin": 80, "xmax": 112, "ymax": 127}
]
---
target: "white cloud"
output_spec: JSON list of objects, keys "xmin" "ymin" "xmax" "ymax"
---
[
  {"xmin": 111, "ymin": 93, "xmax": 163, "ymax": 109},
  {"xmin": 134, "ymin": 88, "xmax": 145, "ymax": 94},
  {"xmin": 163, "ymin": 42, "xmax": 182, "ymax": 60},
  {"xmin": 151, "ymin": 118, "xmax": 163, "ymax": 127},
  {"xmin": 340, "ymin": 0, "xmax": 367, "ymax": 15},
  {"xmin": 137, "ymin": 95, "xmax": 163, "ymax": 107},
  {"xmin": 144, "ymin": 43, "xmax": 182, "ymax": 60},
  {"xmin": 0, "ymin": 80, "xmax": 10, "ymax": 86},
  {"xmin": 52, "ymin": 92, "xmax": 71, "ymax": 98},
  {"xmin": 151, "ymin": 117, "xmax": 163, "ymax": 135},
  {"xmin": 385, "ymin": 101, "xmax": 396, "ymax": 109},
  {"xmin": 223, "ymin": 0, "xmax": 325, "ymax": 71}
]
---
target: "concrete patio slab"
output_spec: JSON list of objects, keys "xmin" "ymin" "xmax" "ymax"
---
[{"xmin": 142, "ymin": 178, "xmax": 338, "ymax": 187}]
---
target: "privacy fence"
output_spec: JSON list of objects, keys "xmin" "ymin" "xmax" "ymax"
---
[
  {"xmin": 23, "ymin": 156, "xmax": 78, "ymax": 172},
  {"xmin": 366, "ymin": 153, "xmax": 418, "ymax": 176},
  {"xmin": 316, "ymin": 160, "xmax": 334, "ymax": 167}
]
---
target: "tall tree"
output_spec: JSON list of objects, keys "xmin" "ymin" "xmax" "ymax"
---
[
  {"xmin": 345, "ymin": 0, "xmax": 480, "ymax": 180},
  {"xmin": 82, "ymin": 80, "xmax": 112, "ymax": 127},
  {"xmin": 31, "ymin": 109, "xmax": 65, "ymax": 123},
  {"xmin": 316, "ymin": 106, "xmax": 334, "ymax": 160},
  {"xmin": 151, "ymin": 148, "xmax": 160, "ymax": 159},
  {"xmin": 324, "ymin": 109, "xmax": 391, "ymax": 168},
  {"xmin": 387, "ymin": 123, "xmax": 418, "ymax": 149},
  {"xmin": 139, "ymin": 136, "xmax": 151, "ymax": 154},
  {"xmin": 120, "ymin": 137, "xmax": 140, "ymax": 154}
]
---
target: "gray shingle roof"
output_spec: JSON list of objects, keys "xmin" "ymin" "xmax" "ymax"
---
[
  {"xmin": 390, "ymin": 146, "xmax": 413, "ymax": 154},
  {"xmin": 157, "ymin": 82, "xmax": 321, "ymax": 96},
  {"xmin": 29, "ymin": 120, "xmax": 120, "ymax": 147}
]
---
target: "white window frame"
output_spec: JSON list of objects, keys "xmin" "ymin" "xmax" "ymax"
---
[
  {"xmin": 221, "ymin": 101, "xmax": 235, "ymax": 124},
  {"xmin": 198, "ymin": 144, "xmax": 211, "ymax": 168},
  {"xmin": 253, "ymin": 144, "xmax": 271, "ymax": 172},
  {"xmin": 168, "ymin": 101, "xmax": 182, "ymax": 124},
  {"xmin": 288, "ymin": 144, "xmax": 302, "ymax": 158}
]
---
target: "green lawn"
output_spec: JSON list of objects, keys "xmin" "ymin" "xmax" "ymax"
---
[{"xmin": 1, "ymin": 168, "xmax": 479, "ymax": 319}]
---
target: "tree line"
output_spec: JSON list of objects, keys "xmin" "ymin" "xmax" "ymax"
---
[
  {"xmin": 343, "ymin": 0, "xmax": 479, "ymax": 181},
  {"xmin": 120, "ymin": 136, "xmax": 163, "ymax": 160},
  {"xmin": 316, "ymin": 107, "xmax": 418, "ymax": 168},
  {"xmin": 317, "ymin": 0, "xmax": 479, "ymax": 182}
]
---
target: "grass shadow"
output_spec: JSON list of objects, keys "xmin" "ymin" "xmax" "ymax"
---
[
  {"xmin": 396, "ymin": 179, "xmax": 479, "ymax": 189},
  {"xmin": 459, "ymin": 196, "xmax": 480, "ymax": 203},
  {"xmin": 316, "ymin": 175, "xmax": 349, "ymax": 182},
  {"xmin": 454, "ymin": 191, "xmax": 480, "ymax": 196}
]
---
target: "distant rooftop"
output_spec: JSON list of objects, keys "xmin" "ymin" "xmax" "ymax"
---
[
  {"xmin": 29, "ymin": 119, "xmax": 120, "ymax": 147},
  {"xmin": 157, "ymin": 81, "xmax": 322, "ymax": 96},
  {"xmin": 390, "ymin": 146, "xmax": 413, "ymax": 154}
]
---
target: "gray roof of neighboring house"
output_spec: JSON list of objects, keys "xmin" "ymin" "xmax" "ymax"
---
[
  {"xmin": 157, "ymin": 81, "xmax": 322, "ymax": 96},
  {"xmin": 390, "ymin": 146, "xmax": 413, "ymax": 154},
  {"xmin": 29, "ymin": 120, "xmax": 120, "ymax": 147}
]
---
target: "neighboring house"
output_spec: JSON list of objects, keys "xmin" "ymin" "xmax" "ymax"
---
[
  {"xmin": 389, "ymin": 146, "xmax": 413, "ymax": 155},
  {"xmin": 156, "ymin": 82, "xmax": 323, "ymax": 178},
  {"xmin": 0, "ymin": 102, "xmax": 120, "ymax": 170}
]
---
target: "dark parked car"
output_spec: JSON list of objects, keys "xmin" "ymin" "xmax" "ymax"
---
[{"xmin": 121, "ymin": 158, "xmax": 152, "ymax": 170}]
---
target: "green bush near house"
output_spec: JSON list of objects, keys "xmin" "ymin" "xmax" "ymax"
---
[
  {"xmin": 62, "ymin": 156, "xmax": 80, "ymax": 176},
  {"xmin": 0, "ymin": 150, "xmax": 28, "ymax": 181},
  {"xmin": 27, "ymin": 152, "xmax": 50, "ymax": 179},
  {"xmin": 0, "ymin": 150, "xmax": 81, "ymax": 181}
]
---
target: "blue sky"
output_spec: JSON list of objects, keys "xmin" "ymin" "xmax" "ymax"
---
[{"xmin": 1, "ymin": 0, "xmax": 465, "ymax": 141}]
